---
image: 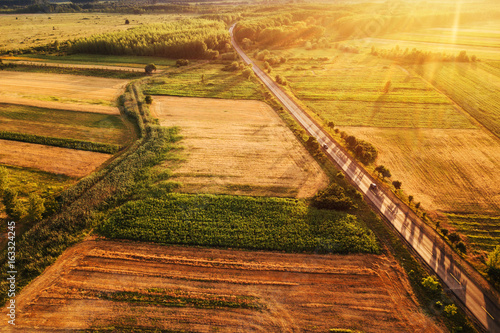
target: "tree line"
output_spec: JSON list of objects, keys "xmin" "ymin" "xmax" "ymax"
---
[
  {"xmin": 371, "ymin": 46, "xmax": 477, "ymax": 64},
  {"xmin": 70, "ymin": 19, "xmax": 230, "ymax": 59}
]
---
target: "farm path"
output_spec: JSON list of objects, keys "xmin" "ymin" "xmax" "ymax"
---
[{"xmin": 230, "ymin": 24, "xmax": 500, "ymax": 332}]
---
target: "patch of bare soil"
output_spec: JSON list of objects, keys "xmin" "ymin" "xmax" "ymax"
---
[
  {"xmin": 7, "ymin": 239, "xmax": 444, "ymax": 333},
  {"xmin": 152, "ymin": 96, "xmax": 329, "ymax": 198}
]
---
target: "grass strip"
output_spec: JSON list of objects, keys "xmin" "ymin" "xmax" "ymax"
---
[{"xmin": 94, "ymin": 289, "xmax": 263, "ymax": 310}]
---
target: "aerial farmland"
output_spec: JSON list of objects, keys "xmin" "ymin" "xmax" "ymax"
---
[{"xmin": 0, "ymin": 1, "xmax": 499, "ymax": 332}]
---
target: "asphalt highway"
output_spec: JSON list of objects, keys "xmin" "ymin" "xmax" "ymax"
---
[{"xmin": 230, "ymin": 24, "xmax": 500, "ymax": 333}]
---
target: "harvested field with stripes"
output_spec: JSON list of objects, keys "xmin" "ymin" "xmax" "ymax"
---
[
  {"xmin": 10, "ymin": 240, "xmax": 444, "ymax": 333},
  {"xmin": 152, "ymin": 96, "xmax": 329, "ymax": 198}
]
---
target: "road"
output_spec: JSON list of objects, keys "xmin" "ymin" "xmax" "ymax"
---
[{"xmin": 230, "ymin": 24, "xmax": 500, "ymax": 333}]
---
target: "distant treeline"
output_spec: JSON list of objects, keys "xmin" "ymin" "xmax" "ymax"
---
[
  {"xmin": 234, "ymin": 3, "xmax": 500, "ymax": 47},
  {"xmin": 371, "ymin": 46, "xmax": 477, "ymax": 64},
  {"xmin": 234, "ymin": 12, "xmax": 325, "ymax": 47},
  {"xmin": 71, "ymin": 19, "xmax": 230, "ymax": 59}
]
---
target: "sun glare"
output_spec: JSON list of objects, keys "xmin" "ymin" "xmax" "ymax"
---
[{"xmin": 451, "ymin": 0, "xmax": 463, "ymax": 45}]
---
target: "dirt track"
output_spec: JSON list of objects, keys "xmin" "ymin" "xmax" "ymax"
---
[{"xmin": 7, "ymin": 239, "xmax": 444, "ymax": 333}]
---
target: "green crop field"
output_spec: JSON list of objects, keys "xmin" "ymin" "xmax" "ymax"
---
[
  {"xmin": 270, "ymin": 49, "xmax": 475, "ymax": 129},
  {"xmin": 144, "ymin": 62, "xmax": 265, "ymax": 100},
  {"xmin": 0, "ymin": 103, "xmax": 128, "ymax": 146},
  {"xmin": 99, "ymin": 193, "xmax": 380, "ymax": 254},
  {"xmin": 445, "ymin": 214, "xmax": 500, "ymax": 252},
  {"xmin": 413, "ymin": 62, "xmax": 500, "ymax": 138}
]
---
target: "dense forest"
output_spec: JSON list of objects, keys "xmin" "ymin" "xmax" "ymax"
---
[{"xmin": 71, "ymin": 19, "xmax": 230, "ymax": 59}]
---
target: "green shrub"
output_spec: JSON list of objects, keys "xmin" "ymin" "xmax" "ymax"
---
[{"xmin": 311, "ymin": 183, "xmax": 357, "ymax": 211}]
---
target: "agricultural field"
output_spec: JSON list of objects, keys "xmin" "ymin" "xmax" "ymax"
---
[
  {"xmin": 8, "ymin": 239, "xmax": 443, "ymax": 332},
  {"xmin": 0, "ymin": 103, "xmax": 128, "ymax": 145},
  {"xmin": 144, "ymin": 62, "xmax": 265, "ymax": 100},
  {"xmin": 0, "ymin": 13, "xmax": 185, "ymax": 52},
  {"xmin": 264, "ymin": 35, "xmax": 500, "ymax": 259},
  {"xmin": 0, "ymin": 139, "xmax": 111, "ymax": 178},
  {"xmin": 341, "ymin": 127, "xmax": 500, "ymax": 215},
  {"xmin": 151, "ymin": 96, "xmax": 328, "ymax": 198},
  {"xmin": 0, "ymin": 71, "xmax": 127, "ymax": 106},
  {"xmin": 99, "ymin": 193, "xmax": 379, "ymax": 253}
]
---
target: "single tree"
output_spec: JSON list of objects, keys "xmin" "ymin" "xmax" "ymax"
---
[
  {"xmin": 415, "ymin": 202, "xmax": 421, "ymax": 210},
  {"xmin": 408, "ymin": 195, "xmax": 414, "ymax": 204},
  {"xmin": 486, "ymin": 246, "xmax": 500, "ymax": 283},
  {"xmin": 145, "ymin": 95, "xmax": 153, "ymax": 104},
  {"xmin": 456, "ymin": 241, "xmax": 467, "ymax": 254},
  {"xmin": 392, "ymin": 180, "xmax": 402, "ymax": 190},
  {"xmin": 145, "ymin": 63, "xmax": 156, "ymax": 75},
  {"xmin": 242, "ymin": 68, "xmax": 253, "ymax": 79},
  {"xmin": 125, "ymin": 19, "xmax": 130, "ymax": 25},
  {"xmin": 3, "ymin": 188, "xmax": 25, "ymax": 221},
  {"xmin": 448, "ymin": 232, "xmax": 460, "ymax": 243},
  {"xmin": 375, "ymin": 165, "xmax": 391, "ymax": 179},
  {"xmin": 28, "ymin": 193, "xmax": 45, "ymax": 222}
]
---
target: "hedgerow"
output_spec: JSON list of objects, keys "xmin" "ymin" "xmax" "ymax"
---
[{"xmin": 0, "ymin": 131, "xmax": 120, "ymax": 154}]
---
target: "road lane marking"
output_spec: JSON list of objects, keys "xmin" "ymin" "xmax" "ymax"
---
[
  {"xmin": 482, "ymin": 306, "xmax": 495, "ymax": 320},
  {"xmin": 450, "ymin": 273, "xmax": 462, "ymax": 285}
]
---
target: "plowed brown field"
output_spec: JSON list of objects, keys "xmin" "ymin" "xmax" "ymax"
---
[
  {"xmin": 0, "ymin": 140, "xmax": 111, "ymax": 178},
  {"xmin": 9, "ymin": 239, "xmax": 443, "ymax": 333},
  {"xmin": 0, "ymin": 71, "xmax": 127, "ymax": 106},
  {"xmin": 152, "ymin": 96, "xmax": 329, "ymax": 198}
]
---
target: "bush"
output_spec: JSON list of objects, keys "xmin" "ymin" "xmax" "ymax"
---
[
  {"xmin": 444, "ymin": 304, "xmax": 458, "ymax": 317},
  {"xmin": 145, "ymin": 95, "xmax": 153, "ymax": 104},
  {"xmin": 421, "ymin": 276, "xmax": 441, "ymax": 295},
  {"xmin": 275, "ymin": 74, "xmax": 287, "ymax": 85},
  {"xmin": 392, "ymin": 180, "xmax": 402, "ymax": 190},
  {"xmin": 176, "ymin": 59, "xmax": 190, "ymax": 67},
  {"xmin": 448, "ymin": 232, "xmax": 460, "ymax": 243},
  {"xmin": 456, "ymin": 241, "xmax": 467, "ymax": 254},
  {"xmin": 311, "ymin": 184, "xmax": 357, "ymax": 211},
  {"xmin": 144, "ymin": 63, "xmax": 156, "ymax": 74},
  {"xmin": 242, "ymin": 68, "xmax": 253, "ymax": 79}
]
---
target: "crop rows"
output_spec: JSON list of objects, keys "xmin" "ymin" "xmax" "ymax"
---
[
  {"xmin": 99, "ymin": 193, "xmax": 380, "ymax": 254},
  {"xmin": 446, "ymin": 214, "xmax": 500, "ymax": 251}
]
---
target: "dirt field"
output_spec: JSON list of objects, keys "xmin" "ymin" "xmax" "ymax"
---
[
  {"xmin": 341, "ymin": 127, "xmax": 500, "ymax": 214},
  {"xmin": 0, "ymin": 71, "xmax": 127, "ymax": 106},
  {"xmin": 8, "ymin": 239, "xmax": 443, "ymax": 333},
  {"xmin": 152, "ymin": 96, "xmax": 329, "ymax": 198},
  {"xmin": 0, "ymin": 139, "xmax": 111, "ymax": 178}
]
